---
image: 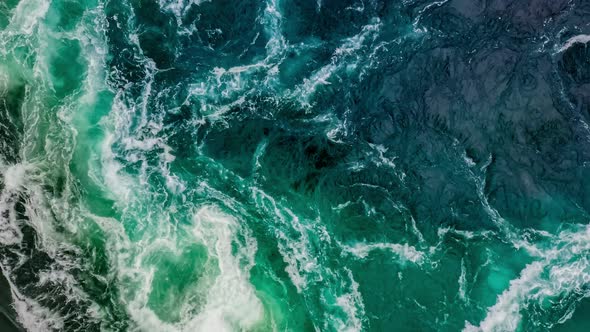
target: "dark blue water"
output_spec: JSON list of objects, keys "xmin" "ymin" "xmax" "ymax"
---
[{"xmin": 1, "ymin": 0, "xmax": 590, "ymax": 331}]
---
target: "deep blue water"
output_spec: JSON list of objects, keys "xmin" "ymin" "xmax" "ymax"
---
[{"xmin": 1, "ymin": 0, "xmax": 590, "ymax": 331}]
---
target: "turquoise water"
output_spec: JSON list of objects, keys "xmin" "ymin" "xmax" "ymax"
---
[{"xmin": 1, "ymin": 0, "xmax": 590, "ymax": 331}]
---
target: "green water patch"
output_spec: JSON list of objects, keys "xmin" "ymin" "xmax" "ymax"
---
[
  {"xmin": 45, "ymin": 0, "xmax": 87, "ymax": 32},
  {"xmin": 249, "ymin": 239, "xmax": 316, "ymax": 330},
  {"xmin": 47, "ymin": 37, "xmax": 85, "ymax": 98},
  {"xmin": 142, "ymin": 243, "xmax": 210, "ymax": 323}
]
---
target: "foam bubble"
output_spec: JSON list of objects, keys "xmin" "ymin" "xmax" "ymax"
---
[{"xmin": 341, "ymin": 241, "xmax": 425, "ymax": 265}]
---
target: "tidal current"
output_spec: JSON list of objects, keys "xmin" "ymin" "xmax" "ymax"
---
[{"xmin": 1, "ymin": 0, "xmax": 590, "ymax": 331}]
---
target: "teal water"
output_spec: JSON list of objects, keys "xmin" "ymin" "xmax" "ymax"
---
[{"xmin": 1, "ymin": 0, "xmax": 590, "ymax": 331}]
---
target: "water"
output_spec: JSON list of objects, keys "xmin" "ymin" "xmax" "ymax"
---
[{"xmin": 1, "ymin": 0, "xmax": 590, "ymax": 331}]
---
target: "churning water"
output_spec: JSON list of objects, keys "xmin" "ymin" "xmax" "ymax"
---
[{"xmin": 1, "ymin": 0, "xmax": 590, "ymax": 331}]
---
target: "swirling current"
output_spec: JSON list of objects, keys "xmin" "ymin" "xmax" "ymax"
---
[{"xmin": 1, "ymin": 0, "xmax": 590, "ymax": 331}]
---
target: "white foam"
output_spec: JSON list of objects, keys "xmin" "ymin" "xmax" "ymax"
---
[
  {"xmin": 123, "ymin": 206, "xmax": 264, "ymax": 332},
  {"xmin": 345, "ymin": 1, "xmax": 365, "ymax": 12},
  {"xmin": 2, "ymin": 163, "xmax": 28, "ymax": 191},
  {"xmin": 437, "ymin": 226, "xmax": 494, "ymax": 240},
  {"xmin": 159, "ymin": 0, "xmax": 210, "ymax": 26},
  {"xmin": 461, "ymin": 152, "xmax": 518, "ymax": 240},
  {"xmin": 0, "ymin": 1, "xmax": 120, "ymax": 329},
  {"xmin": 186, "ymin": 206, "xmax": 263, "ymax": 331},
  {"xmin": 294, "ymin": 18, "xmax": 382, "ymax": 103},
  {"xmin": 252, "ymin": 139, "xmax": 268, "ymax": 174},
  {"xmin": 0, "ymin": 164, "xmax": 28, "ymax": 245},
  {"xmin": 36, "ymin": 268, "xmax": 102, "ymax": 321},
  {"xmin": 466, "ymin": 224, "xmax": 590, "ymax": 331},
  {"xmin": 465, "ymin": 262, "xmax": 544, "ymax": 332},
  {"xmin": 252, "ymin": 188, "xmax": 319, "ymax": 291},
  {"xmin": 0, "ymin": 66, "xmax": 9, "ymax": 95},
  {"xmin": 412, "ymin": 0, "xmax": 449, "ymax": 33},
  {"xmin": 332, "ymin": 200, "xmax": 354, "ymax": 211},
  {"xmin": 323, "ymin": 108, "xmax": 352, "ymax": 143},
  {"xmin": 558, "ymin": 34, "xmax": 590, "ymax": 53},
  {"xmin": 173, "ymin": 0, "xmax": 290, "ymax": 124},
  {"xmin": 0, "ymin": 165, "xmax": 106, "ymax": 325},
  {"xmin": 100, "ymin": 132, "xmax": 134, "ymax": 202},
  {"xmin": 76, "ymin": 4, "xmax": 109, "ymax": 106},
  {"xmin": 262, "ymin": 0, "xmax": 287, "ymax": 61},
  {"xmin": 250, "ymin": 187, "xmax": 370, "ymax": 329},
  {"xmin": 458, "ymin": 258, "xmax": 468, "ymax": 302},
  {"xmin": 457, "ymin": 146, "xmax": 590, "ymax": 330},
  {"xmin": 342, "ymin": 241, "xmax": 425, "ymax": 264},
  {"xmin": 111, "ymin": 204, "xmax": 264, "ymax": 332},
  {"xmin": 13, "ymin": 289, "xmax": 65, "ymax": 332},
  {"xmin": 368, "ymin": 143, "xmax": 397, "ymax": 170},
  {"xmin": 7, "ymin": 0, "xmax": 50, "ymax": 35},
  {"xmin": 0, "ymin": 265, "xmax": 65, "ymax": 332},
  {"xmin": 101, "ymin": 82, "xmax": 185, "ymax": 195},
  {"xmin": 328, "ymin": 268, "xmax": 366, "ymax": 332}
]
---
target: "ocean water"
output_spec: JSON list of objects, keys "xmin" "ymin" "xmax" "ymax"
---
[{"xmin": 1, "ymin": 0, "xmax": 590, "ymax": 331}]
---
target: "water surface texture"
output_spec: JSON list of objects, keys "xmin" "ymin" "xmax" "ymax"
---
[{"xmin": 1, "ymin": 0, "xmax": 590, "ymax": 331}]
